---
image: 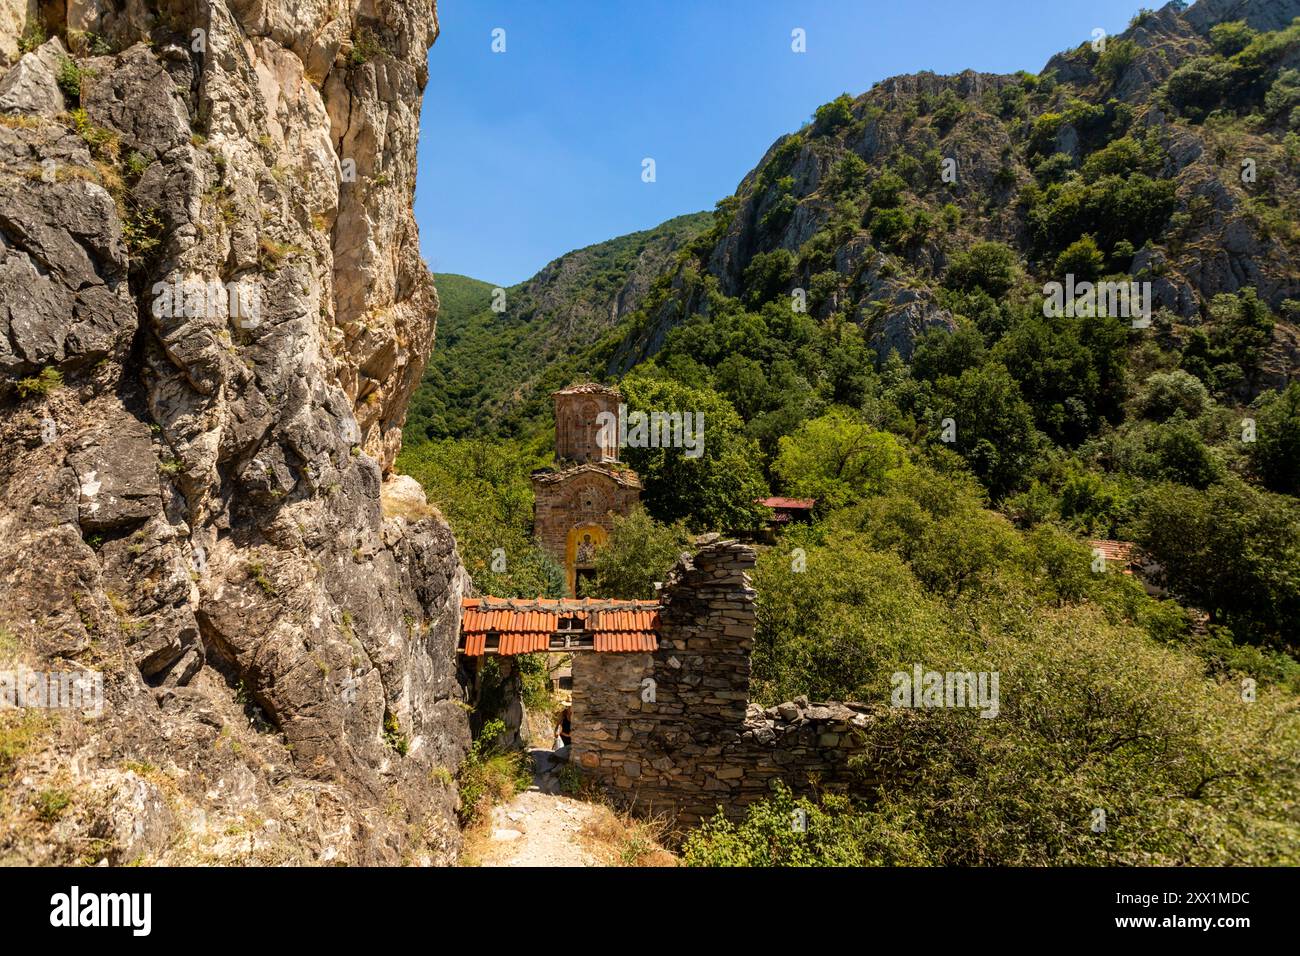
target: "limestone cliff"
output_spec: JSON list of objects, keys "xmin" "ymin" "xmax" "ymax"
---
[{"xmin": 0, "ymin": 0, "xmax": 469, "ymax": 864}]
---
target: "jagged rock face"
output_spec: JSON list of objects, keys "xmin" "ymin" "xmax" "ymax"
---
[{"xmin": 0, "ymin": 1, "xmax": 471, "ymax": 865}]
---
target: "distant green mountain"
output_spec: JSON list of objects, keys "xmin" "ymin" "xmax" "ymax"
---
[
  {"xmin": 405, "ymin": 212, "xmax": 712, "ymax": 444},
  {"xmin": 404, "ymin": 274, "xmax": 496, "ymax": 442},
  {"xmin": 432, "ymin": 273, "xmax": 498, "ymax": 326},
  {"xmin": 414, "ymin": 6, "xmax": 1300, "ymax": 454}
]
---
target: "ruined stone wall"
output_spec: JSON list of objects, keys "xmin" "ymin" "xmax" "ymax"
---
[{"xmin": 571, "ymin": 541, "xmax": 879, "ymax": 826}]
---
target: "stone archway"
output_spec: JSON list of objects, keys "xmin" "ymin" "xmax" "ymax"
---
[{"xmin": 565, "ymin": 523, "xmax": 608, "ymax": 596}]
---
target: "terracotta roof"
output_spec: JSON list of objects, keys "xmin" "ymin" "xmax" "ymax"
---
[
  {"xmin": 460, "ymin": 596, "xmax": 659, "ymax": 655},
  {"xmin": 531, "ymin": 462, "xmax": 642, "ymax": 489},
  {"xmin": 1089, "ymin": 539, "xmax": 1137, "ymax": 569},
  {"xmin": 554, "ymin": 382, "xmax": 620, "ymax": 397},
  {"xmin": 758, "ymin": 497, "xmax": 815, "ymax": 510}
]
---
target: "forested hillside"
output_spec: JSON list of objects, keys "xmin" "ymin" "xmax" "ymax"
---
[
  {"xmin": 405, "ymin": 212, "xmax": 711, "ymax": 443},
  {"xmin": 402, "ymin": 0, "xmax": 1300, "ymax": 865}
]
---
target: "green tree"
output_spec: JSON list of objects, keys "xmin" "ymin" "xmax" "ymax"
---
[
  {"xmin": 993, "ymin": 312, "xmax": 1127, "ymax": 446},
  {"xmin": 396, "ymin": 438, "xmax": 565, "ymax": 598},
  {"xmin": 1136, "ymin": 477, "xmax": 1300, "ymax": 645},
  {"xmin": 943, "ymin": 241, "xmax": 1019, "ymax": 298},
  {"xmin": 1151, "ymin": 420, "xmax": 1221, "ymax": 488},
  {"xmin": 1052, "ymin": 234, "xmax": 1105, "ymax": 281},
  {"xmin": 742, "ymin": 249, "xmax": 796, "ymax": 306},
  {"xmin": 752, "ymin": 530, "xmax": 959, "ymax": 704},
  {"xmin": 619, "ymin": 373, "xmax": 769, "ymax": 531},
  {"xmin": 584, "ymin": 507, "xmax": 692, "ymax": 600},
  {"xmin": 1250, "ymin": 382, "xmax": 1300, "ymax": 495},
  {"xmin": 934, "ymin": 363, "xmax": 1040, "ymax": 499},
  {"xmin": 772, "ymin": 409, "xmax": 908, "ymax": 509},
  {"xmin": 1209, "ymin": 20, "xmax": 1257, "ymax": 56},
  {"xmin": 910, "ymin": 322, "xmax": 987, "ymax": 382},
  {"xmin": 813, "ymin": 93, "xmax": 855, "ymax": 133},
  {"xmin": 868, "ymin": 169, "xmax": 908, "ymax": 209}
]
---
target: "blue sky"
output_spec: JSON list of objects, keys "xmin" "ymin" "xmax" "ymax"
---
[{"xmin": 415, "ymin": 0, "xmax": 1148, "ymax": 286}]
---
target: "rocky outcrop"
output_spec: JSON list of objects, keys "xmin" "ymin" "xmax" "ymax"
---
[
  {"xmin": 1185, "ymin": 0, "xmax": 1300, "ymax": 32},
  {"xmin": 0, "ymin": 1, "xmax": 470, "ymax": 865}
]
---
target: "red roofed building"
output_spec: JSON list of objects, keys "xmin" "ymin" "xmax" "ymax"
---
[
  {"xmin": 754, "ymin": 496, "xmax": 815, "ymax": 541},
  {"xmin": 1088, "ymin": 539, "xmax": 1137, "ymax": 573}
]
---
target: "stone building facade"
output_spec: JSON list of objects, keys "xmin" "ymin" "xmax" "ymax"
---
[
  {"xmin": 570, "ymin": 541, "xmax": 883, "ymax": 826},
  {"xmin": 532, "ymin": 384, "xmax": 640, "ymax": 595}
]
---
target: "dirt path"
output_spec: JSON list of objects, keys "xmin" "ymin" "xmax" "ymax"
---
[{"xmin": 475, "ymin": 748, "xmax": 608, "ymax": 867}]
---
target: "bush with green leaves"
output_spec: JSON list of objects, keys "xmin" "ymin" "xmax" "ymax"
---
[
  {"xmin": 732, "ymin": 499, "xmax": 1300, "ymax": 865},
  {"xmin": 682, "ymin": 783, "xmax": 927, "ymax": 867},
  {"xmin": 1249, "ymin": 382, "xmax": 1300, "ymax": 494},
  {"xmin": 456, "ymin": 719, "xmax": 532, "ymax": 828},
  {"xmin": 909, "ymin": 322, "xmax": 987, "ymax": 383},
  {"xmin": 1052, "ymin": 235, "xmax": 1105, "ymax": 281},
  {"xmin": 15, "ymin": 367, "xmax": 63, "ymax": 399},
  {"xmin": 1138, "ymin": 369, "xmax": 1210, "ymax": 421},
  {"xmin": 867, "ymin": 169, "xmax": 908, "ymax": 210},
  {"xmin": 583, "ymin": 506, "xmax": 691, "ymax": 599},
  {"xmin": 56, "ymin": 58, "xmax": 82, "ymax": 102},
  {"xmin": 1180, "ymin": 289, "xmax": 1276, "ymax": 394},
  {"xmin": 1026, "ymin": 172, "xmax": 1176, "ymax": 259},
  {"xmin": 992, "ymin": 310, "xmax": 1128, "ymax": 447}
]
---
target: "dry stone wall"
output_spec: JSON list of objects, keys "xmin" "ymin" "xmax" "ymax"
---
[{"xmin": 571, "ymin": 541, "xmax": 881, "ymax": 826}]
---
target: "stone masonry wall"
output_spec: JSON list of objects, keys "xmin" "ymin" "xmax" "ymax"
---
[
  {"xmin": 555, "ymin": 386, "xmax": 620, "ymax": 464},
  {"xmin": 571, "ymin": 540, "xmax": 880, "ymax": 826},
  {"xmin": 532, "ymin": 468, "xmax": 641, "ymax": 563}
]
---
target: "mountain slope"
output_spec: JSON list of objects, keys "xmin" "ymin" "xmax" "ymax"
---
[
  {"xmin": 432, "ymin": 0, "xmax": 1300, "ymax": 444},
  {"xmin": 606, "ymin": 0, "xmax": 1299, "ymax": 373},
  {"xmin": 406, "ymin": 212, "xmax": 711, "ymax": 443}
]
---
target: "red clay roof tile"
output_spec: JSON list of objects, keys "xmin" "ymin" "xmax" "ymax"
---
[{"xmin": 460, "ymin": 596, "xmax": 660, "ymax": 655}]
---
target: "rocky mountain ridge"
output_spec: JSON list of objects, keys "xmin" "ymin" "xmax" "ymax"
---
[
  {"xmin": 598, "ymin": 0, "xmax": 1298, "ymax": 384},
  {"xmin": 413, "ymin": 1, "xmax": 1300, "ymax": 445}
]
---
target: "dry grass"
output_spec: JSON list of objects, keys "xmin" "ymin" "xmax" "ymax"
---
[
  {"xmin": 0, "ymin": 113, "xmax": 43, "ymax": 129},
  {"xmin": 579, "ymin": 804, "xmax": 677, "ymax": 867},
  {"xmin": 379, "ymin": 494, "xmax": 436, "ymax": 522}
]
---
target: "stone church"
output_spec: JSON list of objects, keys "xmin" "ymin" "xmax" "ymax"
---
[{"xmin": 532, "ymin": 383, "xmax": 641, "ymax": 595}]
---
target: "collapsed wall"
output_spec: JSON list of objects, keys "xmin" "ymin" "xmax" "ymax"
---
[
  {"xmin": 571, "ymin": 541, "xmax": 881, "ymax": 826},
  {"xmin": 0, "ymin": 1, "xmax": 470, "ymax": 865}
]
